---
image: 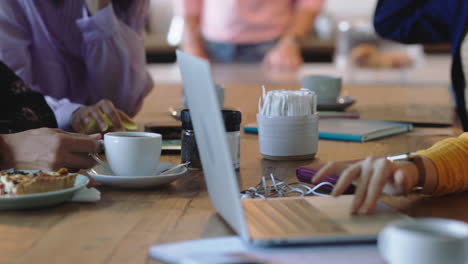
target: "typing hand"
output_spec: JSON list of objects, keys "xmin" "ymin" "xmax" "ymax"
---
[
  {"xmin": 71, "ymin": 99, "xmax": 137, "ymax": 134},
  {"xmin": 312, "ymin": 157, "xmax": 419, "ymax": 215}
]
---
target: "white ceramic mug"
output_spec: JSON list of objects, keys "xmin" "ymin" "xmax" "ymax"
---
[
  {"xmin": 257, "ymin": 114, "xmax": 319, "ymax": 160},
  {"xmin": 93, "ymin": 132, "xmax": 162, "ymax": 176},
  {"xmin": 301, "ymin": 75, "xmax": 342, "ymax": 104},
  {"xmin": 378, "ymin": 218, "xmax": 468, "ymax": 264}
]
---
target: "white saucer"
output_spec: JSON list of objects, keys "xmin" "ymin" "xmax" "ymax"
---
[{"xmin": 87, "ymin": 163, "xmax": 187, "ymax": 188}]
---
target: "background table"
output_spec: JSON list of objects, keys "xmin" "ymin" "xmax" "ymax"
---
[{"xmin": 0, "ymin": 66, "xmax": 462, "ymax": 264}]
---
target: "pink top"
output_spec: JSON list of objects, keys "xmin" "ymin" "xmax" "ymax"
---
[{"xmin": 178, "ymin": 0, "xmax": 324, "ymax": 44}]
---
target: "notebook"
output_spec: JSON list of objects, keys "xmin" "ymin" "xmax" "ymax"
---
[{"xmin": 244, "ymin": 119, "xmax": 413, "ymax": 142}]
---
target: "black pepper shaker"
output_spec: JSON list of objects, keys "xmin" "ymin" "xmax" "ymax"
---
[
  {"xmin": 180, "ymin": 109, "xmax": 242, "ymax": 170},
  {"xmin": 180, "ymin": 109, "xmax": 201, "ymax": 169}
]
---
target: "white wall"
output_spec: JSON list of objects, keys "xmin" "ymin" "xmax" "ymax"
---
[
  {"xmin": 148, "ymin": 0, "xmax": 379, "ymax": 35},
  {"xmin": 149, "ymin": 0, "xmax": 174, "ymax": 35}
]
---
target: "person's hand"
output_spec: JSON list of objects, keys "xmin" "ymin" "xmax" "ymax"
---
[
  {"xmin": 263, "ymin": 38, "xmax": 303, "ymax": 70},
  {"xmin": 85, "ymin": 0, "xmax": 111, "ymax": 14},
  {"xmin": 0, "ymin": 128, "xmax": 101, "ymax": 170},
  {"xmin": 312, "ymin": 157, "xmax": 419, "ymax": 215},
  {"xmin": 71, "ymin": 99, "xmax": 137, "ymax": 134}
]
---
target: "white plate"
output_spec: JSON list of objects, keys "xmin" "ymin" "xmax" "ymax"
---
[
  {"xmin": 0, "ymin": 172, "xmax": 89, "ymax": 210},
  {"xmin": 87, "ymin": 162, "xmax": 187, "ymax": 188}
]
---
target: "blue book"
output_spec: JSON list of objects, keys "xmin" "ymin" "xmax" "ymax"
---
[{"xmin": 244, "ymin": 119, "xmax": 413, "ymax": 142}]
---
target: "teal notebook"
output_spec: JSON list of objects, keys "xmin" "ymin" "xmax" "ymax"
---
[{"xmin": 244, "ymin": 119, "xmax": 413, "ymax": 142}]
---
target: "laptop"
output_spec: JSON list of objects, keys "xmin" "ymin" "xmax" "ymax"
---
[{"xmin": 176, "ymin": 50, "xmax": 407, "ymax": 246}]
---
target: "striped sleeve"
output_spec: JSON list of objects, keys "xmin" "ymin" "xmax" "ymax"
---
[{"xmin": 418, "ymin": 133, "xmax": 468, "ymax": 196}]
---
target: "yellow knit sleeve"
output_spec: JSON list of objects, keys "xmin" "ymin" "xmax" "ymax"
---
[{"xmin": 418, "ymin": 133, "xmax": 468, "ymax": 196}]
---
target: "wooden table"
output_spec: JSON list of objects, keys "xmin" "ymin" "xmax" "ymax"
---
[{"xmin": 0, "ymin": 80, "xmax": 462, "ymax": 264}]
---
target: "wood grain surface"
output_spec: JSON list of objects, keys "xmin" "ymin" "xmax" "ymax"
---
[{"xmin": 0, "ymin": 75, "xmax": 462, "ymax": 264}]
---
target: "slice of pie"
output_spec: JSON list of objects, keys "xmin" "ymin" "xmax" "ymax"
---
[{"xmin": 0, "ymin": 168, "xmax": 76, "ymax": 196}]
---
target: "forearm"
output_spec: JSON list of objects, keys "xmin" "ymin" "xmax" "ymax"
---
[
  {"xmin": 283, "ymin": 8, "xmax": 320, "ymax": 42},
  {"xmin": 182, "ymin": 15, "xmax": 204, "ymax": 49}
]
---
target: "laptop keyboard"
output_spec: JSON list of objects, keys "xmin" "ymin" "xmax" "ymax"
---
[{"xmin": 242, "ymin": 198, "xmax": 347, "ymax": 239}]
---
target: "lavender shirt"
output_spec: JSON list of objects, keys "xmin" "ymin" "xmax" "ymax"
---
[{"xmin": 0, "ymin": 0, "xmax": 153, "ymax": 130}]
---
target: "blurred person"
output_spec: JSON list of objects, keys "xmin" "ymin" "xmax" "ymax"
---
[
  {"xmin": 0, "ymin": 60, "xmax": 99, "ymax": 170},
  {"xmin": 0, "ymin": 0, "xmax": 153, "ymax": 133},
  {"xmin": 313, "ymin": 132, "xmax": 468, "ymax": 215},
  {"xmin": 178, "ymin": 0, "xmax": 324, "ymax": 70},
  {"xmin": 373, "ymin": 0, "xmax": 468, "ymax": 131}
]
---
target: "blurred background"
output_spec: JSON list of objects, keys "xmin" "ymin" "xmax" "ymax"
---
[{"xmin": 144, "ymin": 0, "xmax": 449, "ymax": 63}]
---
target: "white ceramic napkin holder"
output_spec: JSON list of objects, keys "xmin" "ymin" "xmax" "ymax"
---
[
  {"xmin": 257, "ymin": 114, "xmax": 319, "ymax": 160},
  {"xmin": 257, "ymin": 88, "xmax": 319, "ymax": 160}
]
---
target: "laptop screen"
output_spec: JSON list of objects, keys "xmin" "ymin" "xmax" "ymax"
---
[{"xmin": 176, "ymin": 50, "xmax": 249, "ymax": 239}]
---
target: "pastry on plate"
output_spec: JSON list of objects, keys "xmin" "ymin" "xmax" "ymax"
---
[
  {"xmin": 350, "ymin": 43, "xmax": 413, "ymax": 69},
  {"xmin": 0, "ymin": 168, "xmax": 76, "ymax": 196}
]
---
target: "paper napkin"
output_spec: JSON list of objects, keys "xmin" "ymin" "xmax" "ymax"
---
[{"xmin": 70, "ymin": 187, "xmax": 101, "ymax": 202}]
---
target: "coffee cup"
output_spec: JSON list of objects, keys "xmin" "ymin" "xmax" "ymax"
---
[
  {"xmin": 301, "ymin": 75, "xmax": 342, "ymax": 104},
  {"xmin": 92, "ymin": 132, "xmax": 162, "ymax": 176},
  {"xmin": 378, "ymin": 218, "xmax": 468, "ymax": 264}
]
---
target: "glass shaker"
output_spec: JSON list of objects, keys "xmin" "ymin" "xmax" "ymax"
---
[{"xmin": 180, "ymin": 109, "xmax": 242, "ymax": 170}]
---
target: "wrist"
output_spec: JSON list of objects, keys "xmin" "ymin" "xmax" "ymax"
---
[
  {"xmin": 387, "ymin": 153, "xmax": 425, "ymax": 192},
  {"xmin": 70, "ymin": 107, "xmax": 85, "ymax": 132},
  {"xmin": 71, "ymin": 106, "xmax": 83, "ymax": 122},
  {"xmin": 280, "ymin": 34, "xmax": 302, "ymax": 47},
  {"xmin": 419, "ymin": 156, "xmax": 438, "ymax": 194},
  {"xmin": 393, "ymin": 160, "xmax": 420, "ymax": 192},
  {"xmin": 386, "ymin": 153, "xmax": 437, "ymax": 194},
  {"xmin": 182, "ymin": 31, "xmax": 204, "ymax": 47}
]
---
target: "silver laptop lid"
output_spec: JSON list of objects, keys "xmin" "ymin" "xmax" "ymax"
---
[{"xmin": 176, "ymin": 50, "xmax": 249, "ymax": 239}]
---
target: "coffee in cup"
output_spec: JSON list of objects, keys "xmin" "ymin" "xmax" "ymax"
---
[
  {"xmin": 301, "ymin": 75, "xmax": 342, "ymax": 104},
  {"xmin": 93, "ymin": 132, "xmax": 162, "ymax": 176}
]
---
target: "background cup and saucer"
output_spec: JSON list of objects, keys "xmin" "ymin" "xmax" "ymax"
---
[
  {"xmin": 88, "ymin": 132, "xmax": 187, "ymax": 188},
  {"xmin": 378, "ymin": 218, "xmax": 468, "ymax": 264},
  {"xmin": 301, "ymin": 75, "xmax": 356, "ymax": 111}
]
